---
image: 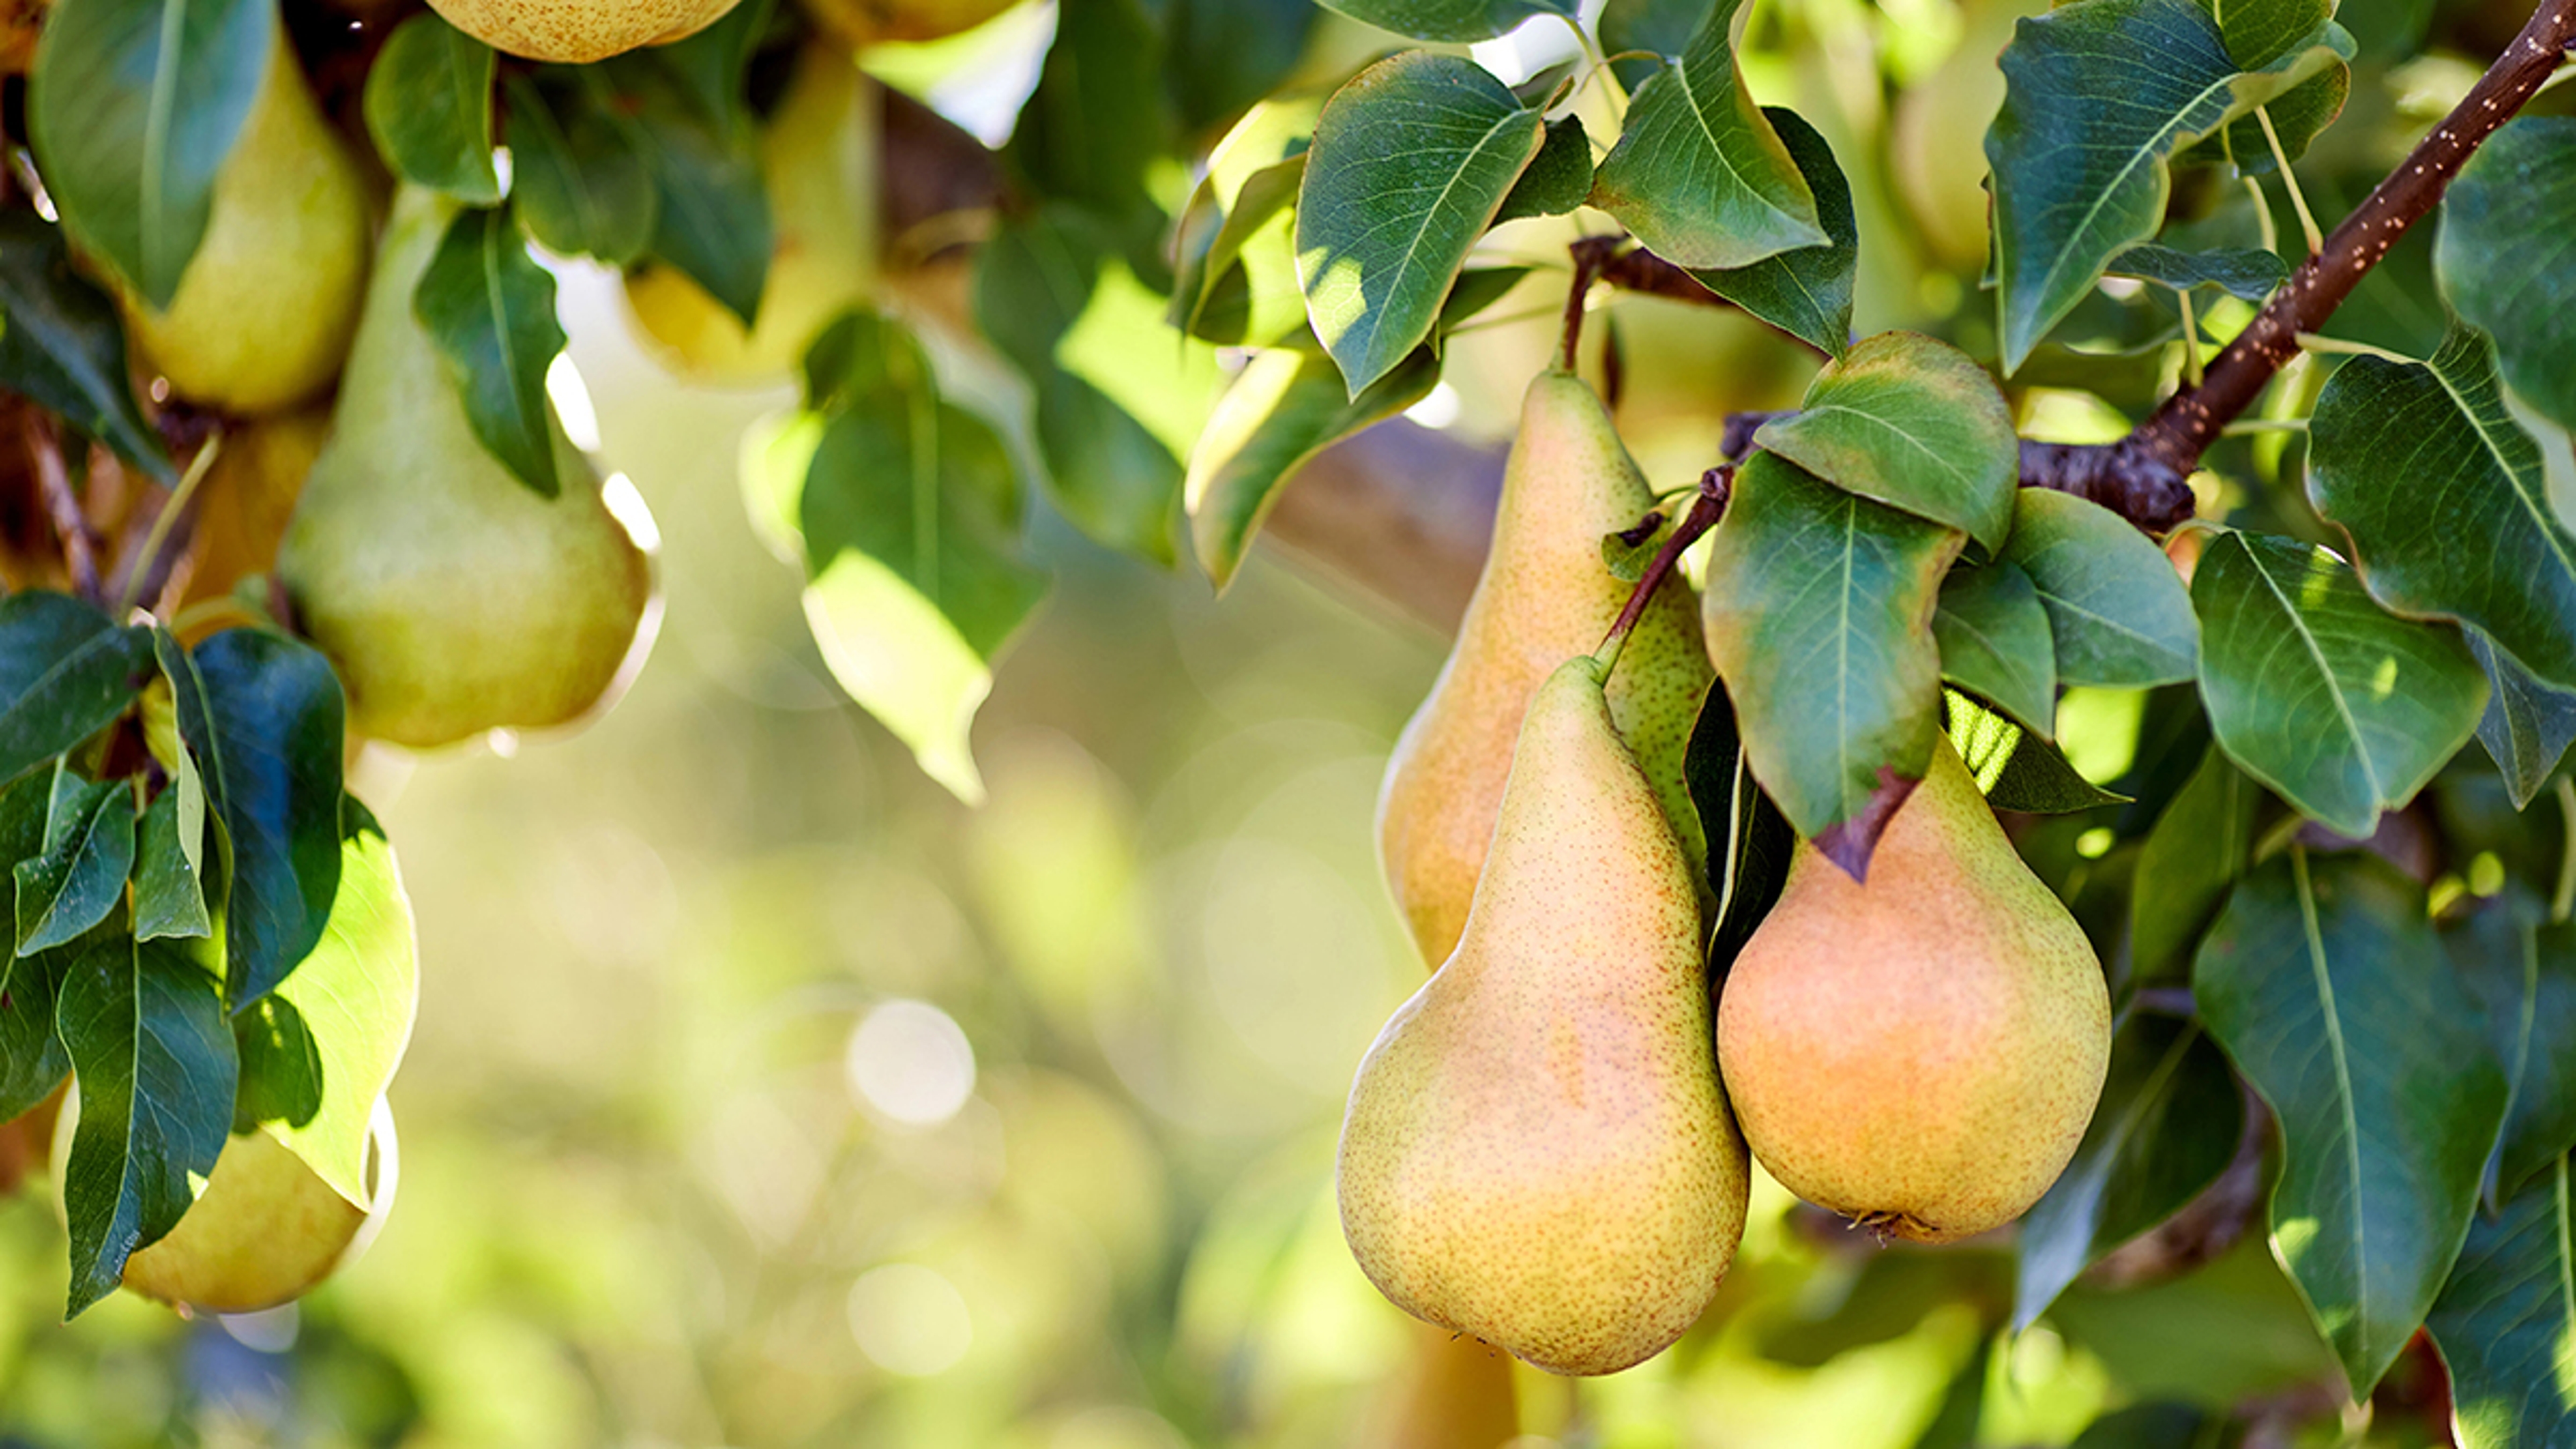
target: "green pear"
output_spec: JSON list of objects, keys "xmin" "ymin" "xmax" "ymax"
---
[
  {"xmin": 278, "ymin": 186, "xmax": 655, "ymax": 750},
  {"xmin": 1378, "ymin": 370, "xmax": 1711, "ymax": 970},
  {"xmin": 1717, "ymin": 737, "xmax": 2111, "ymax": 1243},
  {"xmin": 1888, "ymin": 0, "xmax": 2039, "ymax": 272},
  {"xmin": 625, "ymin": 46, "xmax": 878, "ymax": 382},
  {"xmin": 1340, "ymin": 653, "xmax": 1748, "ymax": 1377},
  {"xmin": 119, "ymin": 38, "xmax": 370, "ymax": 415},
  {"xmin": 425, "ymin": 0, "xmax": 741, "ymax": 62}
]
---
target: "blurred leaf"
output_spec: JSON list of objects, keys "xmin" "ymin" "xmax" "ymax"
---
[
  {"xmin": 2447, "ymin": 894, "xmax": 2576, "ymax": 1208},
  {"xmin": 1589, "ymin": 0, "xmax": 1823, "ymax": 270},
  {"xmin": 27, "ymin": 0, "xmax": 271, "ymax": 307},
  {"xmin": 1756, "ymin": 331, "xmax": 2018, "ymax": 552},
  {"xmin": 14, "ymin": 768, "xmax": 134, "ymax": 956},
  {"xmin": 504, "ymin": 74, "xmax": 657, "ymax": 266},
  {"xmin": 1310, "ymin": 0, "xmax": 1577, "ymax": 41},
  {"xmin": 643, "ymin": 0, "xmax": 771, "ymax": 126},
  {"xmin": 2466, "ymin": 629, "xmax": 2576, "ymax": 808},
  {"xmin": 1008, "ymin": 0, "xmax": 1173, "ymax": 224},
  {"xmin": 2015, "ymin": 1012, "xmax": 2243, "ymax": 1330},
  {"xmin": 415, "ymin": 205, "xmax": 567, "ymax": 499},
  {"xmin": 2424, "ymin": 1156, "xmax": 2575, "ymax": 1449},
  {"xmin": 0, "ymin": 774, "xmax": 66, "ymax": 1120},
  {"xmin": 2130, "ymin": 743, "xmax": 2257, "ymax": 979},
  {"xmin": 1494, "ymin": 116, "xmax": 1592, "ymax": 224},
  {"xmin": 1163, "ymin": 0, "xmax": 1314, "ymax": 134},
  {"xmin": 1297, "ymin": 52, "xmax": 1544, "ymax": 395},
  {"xmin": 1685, "ymin": 108, "xmax": 1858, "ymax": 359},
  {"xmin": 362, "ymin": 12, "xmax": 499, "ymax": 205},
  {"xmin": 2194, "ymin": 850, "xmax": 2506, "ymax": 1395},
  {"xmin": 56, "ymin": 916, "xmax": 236, "ymax": 1317},
  {"xmin": 1935, "ymin": 561, "xmax": 2058, "ymax": 733},
  {"xmin": 1987, "ymin": 0, "xmax": 2350, "ymax": 370},
  {"xmin": 594, "ymin": 58, "xmax": 771, "ymax": 324},
  {"xmin": 156, "ymin": 627, "xmax": 345, "ymax": 1012},
  {"xmin": 0, "ymin": 593, "xmax": 156, "ymax": 788},
  {"xmin": 2191, "ymin": 531, "xmax": 2486, "ymax": 837},
  {"xmin": 1909, "ymin": 1335, "xmax": 1994, "ymax": 1449},
  {"xmin": 1687, "ymin": 679, "xmax": 1796, "ymax": 973},
  {"xmin": 2007, "ymin": 492, "xmax": 2199, "ymax": 687},
  {"xmin": 1599, "ymin": 0, "xmax": 1705, "ymax": 56},
  {"xmin": 1186, "ymin": 347, "xmax": 1440, "ymax": 591},
  {"xmin": 1703, "ymin": 452, "xmax": 1962, "ymax": 859},
  {"xmin": 2069, "ymin": 1403, "xmax": 2213, "ymax": 1449},
  {"xmin": 2437, "ymin": 118, "xmax": 2576, "ymax": 435},
  {"xmin": 1172, "ymin": 95, "xmax": 1320, "ymax": 335},
  {"xmin": 0, "ymin": 210, "xmax": 174, "ymax": 480},
  {"xmin": 1758, "ymin": 1250, "xmax": 2014, "ymax": 1366},
  {"xmin": 2109, "ymin": 242, "xmax": 2288, "ymax": 301},
  {"xmin": 1182, "ymin": 159, "xmax": 1309, "ymax": 347},
  {"xmin": 131, "ymin": 784, "xmax": 209, "ymax": 943},
  {"xmin": 1946, "ymin": 691, "xmax": 2128, "ymax": 812}
]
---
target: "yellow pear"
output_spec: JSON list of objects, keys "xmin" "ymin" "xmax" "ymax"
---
[
  {"xmin": 625, "ymin": 47, "xmax": 878, "ymax": 382},
  {"xmin": 1378, "ymin": 370, "xmax": 1711, "ymax": 970},
  {"xmin": 800, "ymin": 0, "xmax": 1022, "ymax": 47},
  {"xmin": 1360, "ymin": 1322, "xmax": 1520, "ymax": 1449},
  {"xmin": 51, "ymin": 1089, "xmax": 398, "ymax": 1313},
  {"xmin": 1888, "ymin": 0, "xmax": 2041, "ymax": 272},
  {"xmin": 184, "ymin": 409, "xmax": 332, "ymax": 610},
  {"xmin": 425, "ymin": 0, "xmax": 741, "ymax": 62},
  {"xmin": 278, "ymin": 186, "xmax": 655, "ymax": 749},
  {"xmin": 1717, "ymin": 737, "xmax": 2110, "ymax": 1244},
  {"xmin": 1340, "ymin": 654, "xmax": 1748, "ymax": 1377},
  {"xmin": 119, "ymin": 38, "xmax": 369, "ymax": 415}
]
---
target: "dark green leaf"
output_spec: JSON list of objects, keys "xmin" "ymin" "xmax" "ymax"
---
[
  {"xmin": 2194, "ymin": 851, "xmax": 2506, "ymax": 1395},
  {"xmin": 362, "ymin": 12, "xmax": 498, "ymax": 204},
  {"xmin": 1947, "ymin": 691, "xmax": 2130, "ymax": 812},
  {"xmin": 1935, "ymin": 561, "xmax": 2058, "ymax": 733},
  {"xmin": 2068, "ymin": 1404, "xmax": 2214, "ymax": 1449},
  {"xmin": 643, "ymin": 0, "xmax": 771, "ymax": 127},
  {"xmin": 2006, "ymin": 492, "xmax": 2199, "ymax": 687},
  {"xmin": 2425, "ymin": 1156, "xmax": 2576, "ymax": 1449},
  {"xmin": 1687, "ymin": 679, "xmax": 1796, "ymax": 975},
  {"xmin": 2130, "ymin": 743, "xmax": 2257, "ymax": 980},
  {"xmin": 2467, "ymin": 629, "xmax": 2576, "ymax": 808},
  {"xmin": 1495, "ymin": 115, "xmax": 1593, "ymax": 225},
  {"xmin": 132, "ymin": 786, "xmax": 210, "ymax": 943},
  {"xmin": 2448, "ymin": 894, "xmax": 2576, "ymax": 1208},
  {"xmin": 1755, "ymin": 331, "xmax": 2019, "ymax": 552},
  {"xmin": 596, "ymin": 60, "xmax": 771, "ymax": 324},
  {"xmin": 1703, "ymin": 452, "xmax": 1963, "ymax": 853},
  {"xmin": 2438, "ymin": 117, "xmax": 2576, "ymax": 435},
  {"xmin": 1162, "ymin": 0, "xmax": 1314, "ymax": 135},
  {"xmin": 0, "ymin": 773, "xmax": 66, "ymax": 1118},
  {"xmin": 0, "ymin": 593, "xmax": 156, "ymax": 788},
  {"xmin": 1297, "ymin": 52, "xmax": 1546, "ymax": 395},
  {"xmin": 2308, "ymin": 327, "xmax": 2576, "ymax": 692},
  {"xmin": 502, "ymin": 74, "xmax": 657, "ymax": 266},
  {"xmin": 1006, "ymin": 0, "xmax": 1173, "ymax": 223},
  {"xmin": 1310, "ymin": 0, "xmax": 1578, "ymax": 41},
  {"xmin": 28, "ymin": 0, "xmax": 272, "ymax": 308},
  {"xmin": 1589, "ymin": 0, "xmax": 1824, "ymax": 271},
  {"xmin": 1684, "ymin": 108, "xmax": 1859, "ymax": 360},
  {"xmin": 56, "ymin": 920, "xmax": 236, "ymax": 1317},
  {"xmin": 2192, "ymin": 531, "xmax": 2487, "ymax": 837},
  {"xmin": 0, "ymin": 210, "xmax": 173, "ymax": 479},
  {"xmin": 156, "ymin": 629, "xmax": 345, "ymax": 1012},
  {"xmin": 2212, "ymin": 67, "xmax": 2348, "ymax": 178},
  {"xmin": 1908, "ymin": 1336, "xmax": 1994, "ymax": 1449},
  {"xmin": 1598, "ymin": 0, "xmax": 1702, "ymax": 54},
  {"xmin": 2108, "ymin": 242, "xmax": 2288, "ymax": 301},
  {"xmin": 414, "ymin": 206, "xmax": 568, "ymax": 499},
  {"xmin": 2015, "ymin": 1013, "xmax": 2244, "ymax": 1329},
  {"xmin": 13, "ymin": 769, "xmax": 135, "ymax": 956}
]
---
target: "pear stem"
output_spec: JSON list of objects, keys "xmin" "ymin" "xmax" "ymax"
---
[
  {"xmin": 1597, "ymin": 466, "xmax": 1729, "ymax": 673},
  {"xmin": 117, "ymin": 432, "xmax": 223, "ymax": 616}
]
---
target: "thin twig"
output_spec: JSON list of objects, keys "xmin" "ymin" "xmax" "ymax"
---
[
  {"xmin": 1600, "ymin": 466, "xmax": 1731, "ymax": 659},
  {"xmin": 25, "ymin": 413, "xmax": 100, "ymax": 605},
  {"xmin": 116, "ymin": 431, "xmax": 221, "ymax": 615}
]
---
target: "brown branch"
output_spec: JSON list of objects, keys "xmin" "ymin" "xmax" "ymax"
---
[
  {"xmin": 25, "ymin": 413, "xmax": 101, "ymax": 605},
  {"xmin": 1601, "ymin": 468, "xmax": 1731, "ymax": 656}
]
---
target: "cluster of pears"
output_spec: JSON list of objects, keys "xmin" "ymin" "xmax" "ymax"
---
[{"xmin": 1338, "ymin": 368, "xmax": 2110, "ymax": 1379}]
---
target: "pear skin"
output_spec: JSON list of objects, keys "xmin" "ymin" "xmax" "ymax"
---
[
  {"xmin": 425, "ymin": 0, "xmax": 741, "ymax": 62},
  {"xmin": 1717, "ymin": 738, "xmax": 2110, "ymax": 1243},
  {"xmin": 1377, "ymin": 370, "xmax": 1711, "ymax": 970},
  {"xmin": 278, "ymin": 186, "xmax": 654, "ymax": 749},
  {"xmin": 120, "ymin": 39, "xmax": 368, "ymax": 414},
  {"xmin": 1340, "ymin": 654, "xmax": 1748, "ymax": 1377}
]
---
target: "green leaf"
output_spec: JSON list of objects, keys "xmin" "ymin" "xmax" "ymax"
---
[
  {"xmin": 1686, "ymin": 680, "xmax": 1797, "ymax": 974},
  {"xmin": 156, "ymin": 628, "xmax": 345, "ymax": 1012},
  {"xmin": 1182, "ymin": 159, "xmax": 1309, "ymax": 347},
  {"xmin": 2068, "ymin": 1405, "xmax": 2214, "ymax": 1449},
  {"xmin": 2447, "ymin": 895, "xmax": 2576, "ymax": 1209},
  {"xmin": 1495, "ymin": 115, "xmax": 1593, "ymax": 225},
  {"xmin": 2214, "ymin": 68, "xmax": 2349, "ymax": 178},
  {"xmin": 0, "ymin": 210, "xmax": 174, "ymax": 480},
  {"xmin": 1754, "ymin": 331, "xmax": 2019, "ymax": 553},
  {"xmin": 1588, "ymin": 0, "xmax": 1824, "ymax": 271},
  {"xmin": 2467, "ymin": 629, "xmax": 2576, "ymax": 809},
  {"xmin": 1297, "ymin": 52, "xmax": 1546, "ymax": 395},
  {"xmin": 2438, "ymin": 117, "xmax": 2576, "ymax": 435},
  {"xmin": 1684, "ymin": 107, "xmax": 1859, "ymax": 360},
  {"xmin": 2191, "ymin": 531, "xmax": 2487, "ymax": 837},
  {"xmin": 2015, "ymin": 1012, "xmax": 2243, "ymax": 1330},
  {"xmin": 596, "ymin": 58, "xmax": 771, "ymax": 325},
  {"xmin": 1986, "ymin": 0, "xmax": 2351, "ymax": 371},
  {"xmin": 2108, "ymin": 242, "xmax": 2288, "ymax": 301},
  {"xmin": 2130, "ymin": 743, "xmax": 2257, "ymax": 979},
  {"xmin": 231, "ymin": 798, "xmax": 415, "ymax": 1208},
  {"xmin": 2194, "ymin": 850, "xmax": 2506, "ymax": 1396},
  {"xmin": 1006, "ymin": 0, "xmax": 1173, "ymax": 224},
  {"xmin": 131, "ymin": 786, "xmax": 210, "ymax": 944},
  {"xmin": 56, "ymin": 918, "xmax": 236, "ymax": 1318},
  {"xmin": 1186, "ymin": 347, "xmax": 1441, "ymax": 591},
  {"xmin": 13, "ymin": 769, "xmax": 135, "ymax": 956},
  {"xmin": 362, "ymin": 12, "xmax": 499, "ymax": 205},
  {"xmin": 0, "ymin": 593, "xmax": 156, "ymax": 788},
  {"xmin": 414, "ymin": 205, "xmax": 568, "ymax": 500},
  {"xmin": 502, "ymin": 74, "xmax": 657, "ymax": 266},
  {"xmin": 2006, "ymin": 491, "xmax": 2199, "ymax": 687},
  {"xmin": 27, "ymin": 0, "xmax": 273, "ymax": 309},
  {"xmin": 1946, "ymin": 691, "xmax": 2129, "ymax": 812},
  {"xmin": 2425, "ymin": 1157, "xmax": 2576, "ymax": 1449},
  {"xmin": 0, "ymin": 773, "xmax": 67, "ymax": 1119},
  {"xmin": 1703, "ymin": 452, "xmax": 1963, "ymax": 853},
  {"xmin": 1310, "ymin": 0, "xmax": 1578, "ymax": 41},
  {"xmin": 1935, "ymin": 561, "xmax": 2058, "ymax": 733},
  {"xmin": 643, "ymin": 0, "xmax": 771, "ymax": 127},
  {"xmin": 1162, "ymin": 0, "xmax": 1315, "ymax": 135}
]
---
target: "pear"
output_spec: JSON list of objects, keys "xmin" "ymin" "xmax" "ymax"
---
[
  {"xmin": 1717, "ymin": 737, "xmax": 2110, "ymax": 1244},
  {"xmin": 184, "ymin": 408, "xmax": 332, "ymax": 609},
  {"xmin": 117, "ymin": 38, "xmax": 369, "ymax": 415},
  {"xmin": 1360, "ymin": 1322, "xmax": 1520, "ymax": 1449},
  {"xmin": 625, "ymin": 47, "xmax": 878, "ymax": 382},
  {"xmin": 426, "ymin": 0, "xmax": 741, "ymax": 62},
  {"xmin": 278, "ymin": 187, "xmax": 655, "ymax": 749},
  {"xmin": 800, "ymin": 0, "xmax": 1023, "ymax": 47},
  {"xmin": 1887, "ymin": 0, "xmax": 2035, "ymax": 272},
  {"xmin": 1340, "ymin": 653, "xmax": 1748, "ymax": 1377},
  {"xmin": 1378, "ymin": 370, "xmax": 1711, "ymax": 970}
]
